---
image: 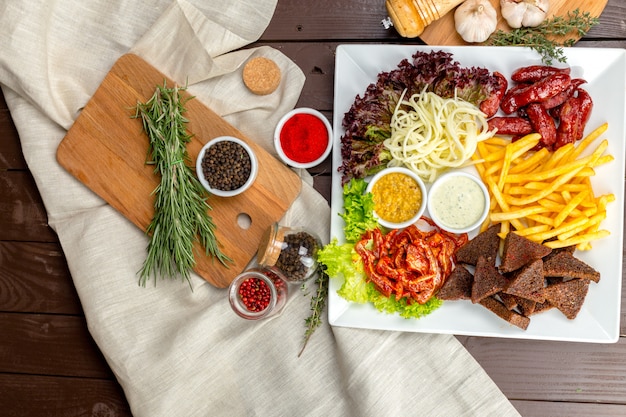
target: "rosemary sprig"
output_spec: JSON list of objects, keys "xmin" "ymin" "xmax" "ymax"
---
[
  {"xmin": 487, "ymin": 9, "xmax": 600, "ymax": 65},
  {"xmin": 134, "ymin": 82, "xmax": 231, "ymax": 288},
  {"xmin": 298, "ymin": 268, "xmax": 329, "ymax": 357}
]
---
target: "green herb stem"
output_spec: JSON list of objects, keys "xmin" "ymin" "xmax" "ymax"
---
[
  {"xmin": 298, "ymin": 269, "xmax": 329, "ymax": 357},
  {"xmin": 134, "ymin": 83, "xmax": 231, "ymax": 288},
  {"xmin": 487, "ymin": 9, "xmax": 600, "ymax": 65}
]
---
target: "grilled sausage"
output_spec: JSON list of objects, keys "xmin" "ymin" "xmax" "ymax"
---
[
  {"xmin": 511, "ymin": 65, "xmax": 571, "ymax": 83},
  {"xmin": 488, "ymin": 116, "xmax": 533, "ymax": 136},
  {"xmin": 501, "ymin": 73, "xmax": 571, "ymax": 114},
  {"xmin": 526, "ymin": 103, "xmax": 557, "ymax": 149}
]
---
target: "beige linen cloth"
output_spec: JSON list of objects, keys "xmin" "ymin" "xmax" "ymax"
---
[{"xmin": 0, "ymin": 1, "xmax": 520, "ymax": 416}]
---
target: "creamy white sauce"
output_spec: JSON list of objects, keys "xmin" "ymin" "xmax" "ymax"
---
[{"xmin": 430, "ymin": 175, "xmax": 485, "ymax": 229}]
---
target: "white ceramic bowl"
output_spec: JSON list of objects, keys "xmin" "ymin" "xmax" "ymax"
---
[
  {"xmin": 365, "ymin": 167, "xmax": 427, "ymax": 230},
  {"xmin": 427, "ymin": 171, "xmax": 490, "ymax": 234},
  {"xmin": 195, "ymin": 136, "xmax": 258, "ymax": 197},
  {"xmin": 273, "ymin": 107, "xmax": 333, "ymax": 169}
]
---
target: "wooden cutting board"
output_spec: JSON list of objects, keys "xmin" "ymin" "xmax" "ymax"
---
[
  {"xmin": 420, "ymin": 0, "xmax": 608, "ymax": 46},
  {"xmin": 56, "ymin": 54, "xmax": 302, "ymax": 288}
]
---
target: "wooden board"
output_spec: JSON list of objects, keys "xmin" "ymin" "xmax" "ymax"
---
[
  {"xmin": 420, "ymin": 0, "xmax": 608, "ymax": 46},
  {"xmin": 56, "ymin": 54, "xmax": 302, "ymax": 288}
]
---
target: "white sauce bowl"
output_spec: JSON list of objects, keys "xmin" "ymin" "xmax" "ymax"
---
[{"xmin": 427, "ymin": 171, "xmax": 489, "ymax": 234}]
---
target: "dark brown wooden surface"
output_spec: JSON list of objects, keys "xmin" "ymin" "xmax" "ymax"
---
[{"xmin": 1, "ymin": 1, "xmax": 625, "ymax": 415}]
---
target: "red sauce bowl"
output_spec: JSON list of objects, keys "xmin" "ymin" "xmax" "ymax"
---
[{"xmin": 273, "ymin": 108, "xmax": 333, "ymax": 169}]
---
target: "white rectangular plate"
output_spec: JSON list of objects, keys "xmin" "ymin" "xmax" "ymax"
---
[{"xmin": 329, "ymin": 44, "xmax": 625, "ymax": 343}]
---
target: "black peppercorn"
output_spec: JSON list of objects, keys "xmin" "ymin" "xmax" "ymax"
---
[
  {"xmin": 275, "ymin": 232, "xmax": 319, "ymax": 281},
  {"xmin": 257, "ymin": 223, "xmax": 322, "ymax": 282},
  {"xmin": 201, "ymin": 140, "xmax": 252, "ymax": 191}
]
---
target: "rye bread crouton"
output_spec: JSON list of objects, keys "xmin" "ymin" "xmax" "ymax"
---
[
  {"xmin": 542, "ymin": 279, "xmax": 590, "ymax": 319},
  {"xmin": 503, "ymin": 259, "xmax": 545, "ymax": 303},
  {"xmin": 438, "ymin": 264, "xmax": 473, "ymax": 300},
  {"xmin": 498, "ymin": 292, "xmax": 518, "ymax": 310},
  {"xmin": 499, "ymin": 232, "xmax": 552, "ymax": 273},
  {"xmin": 542, "ymin": 244, "xmax": 576, "ymax": 262},
  {"xmin": 479, "ymin": 296, "xmax": 531, "ymax": 330},
  {"xmin": 471, "ymin": 255, "xmax": 509, "ymax": 304},
  {"xmin": 445, "ymin": 224, "xmax": 598, "ymax": 328},
  {"xmin": 515, "ymin": 296, "xmax": 538, "ymax": 316},
  {"xmin": 527, "ymin": 300, "xmax": 554, "ymax": 316},
  {"xmin": 543, "ymin": 251, "xmax": 600, "ymax": 283},
  {"xmin": 455, "ymin": 224, "xmax": 500, "ymax": 266}
]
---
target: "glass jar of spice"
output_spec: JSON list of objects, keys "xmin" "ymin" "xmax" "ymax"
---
[
  {"xmin": 256, "ymin": 223, "xmax": 323, "ymax": 283},
  {"xmin": 228, "ymin": 267, "xmax": 288, "ymax": 320}
]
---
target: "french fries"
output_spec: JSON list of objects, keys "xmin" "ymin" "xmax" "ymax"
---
[{"xmin": 473, "ymin": 123, "xmax": 614, "ymax": 250}]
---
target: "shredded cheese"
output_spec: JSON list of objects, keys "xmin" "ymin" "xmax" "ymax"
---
[{"xmin": 384, "ymin": 90, "xmax": 494, "ymax": 183}]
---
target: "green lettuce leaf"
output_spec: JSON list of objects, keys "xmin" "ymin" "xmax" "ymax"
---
[
  {"xmin": 317, "ymin": 239, "xmax": 369, "ymax": 304},
  {"xmin": 339, "ymin": 179, "xmax": 378, "ymax": 243},
  {"xmin": 368, "ymin": 288, "xmax": 442, "ymax": 319}
]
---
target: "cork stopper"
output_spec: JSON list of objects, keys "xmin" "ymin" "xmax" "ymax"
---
[
  {"xmin": 242, "ymin": 57, "xmax": 281, "ymax": 95},
  {"xmin": 385, "ymin": 0, "xmax": 465, "ymax": 38},
  {"xmin": 256, "ymin": 223, "xmax": 285, "ymax": 267}
]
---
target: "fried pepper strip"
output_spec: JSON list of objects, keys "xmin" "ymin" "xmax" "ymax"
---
[{"xmin": 355, "ymin": 222, "xmax": 468, "ymax": 304}]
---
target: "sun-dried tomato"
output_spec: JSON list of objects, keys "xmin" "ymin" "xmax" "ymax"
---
[{"xmin": 354, "ymin": 220, "xmax": 468, "ymax": 305}]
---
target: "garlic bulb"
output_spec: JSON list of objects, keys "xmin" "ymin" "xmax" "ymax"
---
[
  {"xmin": 454, "ymin": 0, "xmax": 498, "ymax": 43},
  {"xmin": 501, "ymin": 0, "xmax": 549, "ymax": 29}
]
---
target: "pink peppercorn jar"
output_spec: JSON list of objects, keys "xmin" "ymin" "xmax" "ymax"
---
[{"xmin": 228, "ymin": 267, "xmax": 288, "ymax": 320}]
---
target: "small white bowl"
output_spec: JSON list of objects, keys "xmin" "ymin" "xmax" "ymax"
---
[
  {"xmin": 427, "ymin": 171, "xmax": 490, "ymax": 234},
  {"xmin": 274, "ymin": 107, "xmax": 333, "ymax": 169},
  {"xmin": 365, "ymin": 167, "xmax": 427, "ymax": 230},
  {"xmin": 195, "ymin": 136, "xmax": 258, "ymax": 197}
]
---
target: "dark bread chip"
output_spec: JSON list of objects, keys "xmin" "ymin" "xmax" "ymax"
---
[
  {"xmin": 471, "ymin": 256, "xmax": 509, "ymax": 304},
  {"xmin": 542, "ymin": 244, "xmax": 576, "ymax": 262},
  {"xmin": 503, "ymin": 259, "xmax": 545, "ymax": 303},
  {"xmin": 498, "ymin": 292, "xmax": 518, "ymax": 310},
  {"xmin": 446, "ymin": 227, "xmax": 596, "ymax": 327},
  {"xmin": 545, "ymin": 276, "xmax": 564, "ymax": 286},
  {"xmin": 456, "ymin": 224, "xmax": 500, "ymax": 266},
  {"xmin": 528, "ymin": 300, "xmax": 554, "ymax": 316},
  {"xmin": 543, "ymin": 251, "xmax": 600, "ymax": 283},
  {"xmin": 515, "ymin": 296, "xmax": 537, "ymax": 316},
  {"xmin": 438, "ymin": 265, "xmax": 473, "ymax": 300},
  {"xmin": 499, "ymin": 232, "xmax": 552, "ymax": 273},
  {"xmin": 479, "ymin": 296, "xmax": 531, "ymax": 330},
  {"xmin": 543, "ymin": 279, "xmax": 590, "ymax": 319}
]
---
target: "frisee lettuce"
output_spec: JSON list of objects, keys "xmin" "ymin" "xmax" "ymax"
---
[
  {"xmin": 339, "ymin": 178, "xmax": 378, "ymax": 243},
  {"xmin": 320, "ymin": 178, "xmax": 443, "ymax": 319}
]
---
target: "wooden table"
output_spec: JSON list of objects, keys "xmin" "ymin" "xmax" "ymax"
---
[{"xmin": 1, "ymin": 1, "xmax": 625, "ymax": 415}]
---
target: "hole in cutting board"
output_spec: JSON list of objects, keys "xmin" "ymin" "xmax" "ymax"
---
[{"xmin": 237, "ymin": 213, "xmax": 252, "ymax": 230}]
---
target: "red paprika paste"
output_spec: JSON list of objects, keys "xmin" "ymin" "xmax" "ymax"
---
[{"xmin": 279, "ymin": 113, "xmax": 329, "ymax": 163}]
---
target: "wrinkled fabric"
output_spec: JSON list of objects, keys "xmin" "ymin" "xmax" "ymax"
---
[{"xmin": 0, "ymin": 1, "xmax": 520, "ymax": 416}]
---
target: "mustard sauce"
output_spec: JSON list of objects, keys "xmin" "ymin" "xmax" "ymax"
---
[
  {"xmin": 371, "ymin": 172, "xmax": 422, "ymax": 223},
  {"xmin": 430, "ymin": 175, "xmax": 485, "ymax": 229}
]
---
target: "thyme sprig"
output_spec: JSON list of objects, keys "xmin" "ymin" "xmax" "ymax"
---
[
  {"xmin": 487, "ymin": 9, "xmax": 600, "ymax": 65},
  {"xmin": 298, "ymin": 269, "xmax": 329, "ymax": 357},
  {"xmin": 134, "ymin": 82, "xmax": 231, "ymax": 288}
]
